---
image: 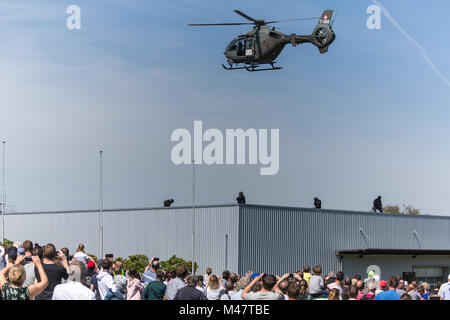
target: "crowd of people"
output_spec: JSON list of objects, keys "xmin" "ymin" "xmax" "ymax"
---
[{"xmin": 0, "ymin": 240, "xmax": 449, "ymax": 300}]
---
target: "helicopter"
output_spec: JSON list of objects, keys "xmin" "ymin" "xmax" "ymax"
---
[{"xmin": 189, "ymin": 10, "xmax": 336, "ymax": 72}]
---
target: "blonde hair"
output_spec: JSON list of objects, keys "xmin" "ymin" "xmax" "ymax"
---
[
  {"xmin": 8, "ymin": 265, "xmax": 26, "ymax": 287},
  {"xmin": 208, "ymin": 275, "xmax": 219, "ymax": 290},
  {"xmin": 76, "ymin": 244, "xmax": 85, "ymax": 253}
]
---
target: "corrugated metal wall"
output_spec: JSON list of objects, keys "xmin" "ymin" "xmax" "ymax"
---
[
  {"xmin": 4, "ymin": 205, "xmax": 239, "ymax": 274},
  {"xmin": 238, "ymin": 205, "xmax": 450, "ymax": 277},
  {"xmin": 5, "ymin": 204, "xmax": 450, "ymax": 278}
]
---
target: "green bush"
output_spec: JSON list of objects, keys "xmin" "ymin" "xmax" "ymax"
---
[
  {"xmin": 0, "ymin": 238, "xmax": 13, "ymax": 246},
  {"xmin": 123, "ymin": 254, "xmax": 149, "ymax": 274},
  {"xmin": 160, "ymin": 255, "xmax": 198, "ymax": 274}
]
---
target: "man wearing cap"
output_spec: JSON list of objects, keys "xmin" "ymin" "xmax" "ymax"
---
[
  {"xmin": 374, "ymin": 277, "xmax": 401, "ymax": 300},
  {"xmin": 375, "ymin": 280, "xmax": 387, "ymax": 295},
  {"xmin": 85, "ymin": 261, "xmax": 96, "ymax": 288}
]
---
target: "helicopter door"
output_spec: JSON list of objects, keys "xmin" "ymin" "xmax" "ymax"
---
[
  {"xmin": 245, "ymin": 39, "xmax": 254, "ymax": 57},
  {"xmin": 237, "ymin": 39, "xmax": 245, "ymax": 56}
]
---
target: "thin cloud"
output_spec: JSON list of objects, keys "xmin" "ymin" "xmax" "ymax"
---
[{"xmin": 373, "ymin": 0, "xmax": 449, "ymax": 87}]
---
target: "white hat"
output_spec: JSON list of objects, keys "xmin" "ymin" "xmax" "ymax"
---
[{"xmin": 447, "ymin": 274, "xmax": 450, "ymax": 279}]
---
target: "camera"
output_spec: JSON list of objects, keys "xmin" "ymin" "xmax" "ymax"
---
[{"xmin": 105, "ymin": 253, "xmax": 114, "ymax": 259}]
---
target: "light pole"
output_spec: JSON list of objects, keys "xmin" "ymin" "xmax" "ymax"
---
[
  {"xmin": 99, "ymin": 150, "xmax": 104, "ymax": 259},
  {"xmin": 192, "ymin": 159, "xmax": 195, "ymax": 275},
  {"xmin": 2, "ymin": 141, "xmax": 5, "ymax": 244}
]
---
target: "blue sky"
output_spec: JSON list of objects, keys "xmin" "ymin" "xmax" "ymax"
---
[{"xmin": 0, "ymin": 0, "xmax": 449, "ymax": 215}]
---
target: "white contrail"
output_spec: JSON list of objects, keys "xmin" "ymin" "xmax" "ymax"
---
[{"xmin": 373, "ymin": 0, "xmax": 450, "ymax": 87}]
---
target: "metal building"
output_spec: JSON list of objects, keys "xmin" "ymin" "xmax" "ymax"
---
[{"xmin": 4, "ymin": 204, "xmax": 450, "ymax": 282}]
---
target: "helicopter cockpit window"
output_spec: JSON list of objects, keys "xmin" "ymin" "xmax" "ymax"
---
[{"xmin": 226, "ymin": 40, "xmax": 237, "ymax": 52}]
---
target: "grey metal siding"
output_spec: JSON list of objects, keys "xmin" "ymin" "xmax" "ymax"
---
[
  {"xmin": 238, "ymin": 205, "xmax": 450, "ymax": 276},
  {"xmin": 4, "ymin": 205, "xmax": 240, "ymax": 274}
]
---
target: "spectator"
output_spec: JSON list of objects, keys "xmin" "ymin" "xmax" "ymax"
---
[
  {"xmin": 85, "ymin": 260, "xmax": 96, "ymax": 288},
  {"xmin": 221, "ymin": 270, "xmax": 230, "ymax": 287},
  {"xmin": 406, "ymin": 283, "xmax": 420, "ymax": 300},
  {"xmin": 230, "ymin": 273, "xmax": 239, "ymax": 284},
  {"xmin": 232, "ymin": 277, "xmax": 250, "ymax": 300},
  {"xmin": 374, "ymin": 277, "xmax": 401, "ymax": 300},
  {"xmin": 52, "ymin": 262, "xmax": 95, "ymax": 300},
  {"xmin": 396, "ymin": 279, "xmax": 406, "ymax": 295},
  {"xmin": 22, "ymin": 240, "xmax": 36, "ymax": 287},
  {"xmin": 297, "ymin": 280, "xmax": 313, "ymax": 300},
  {"xmin": 421, "ymin": 282, "xmax": 430, "ymax": 300},
  {"xmin": 73, "ymin": 244, "xmax": 89, "ymax": 268},
  {"xmin": 309, "ymin": 265, "xmax": 325, "ymax": 298},
  {"xmin": 143, "ymin": 270, "xmax": 166, "ymax": 300},
  {"xmin": 327, "ymin": 271, "xmax": 344, "ymax": 296},
  {"xmin": 373, "ymin": 196, "xmax": 383, "ymax": 213},
  {"xmin": 236, "ymin": 192, "xmax": 246, "ymax": 204},
  {"xmin": 166, "ymin": 264, "xmax": 187, "ymax": 300},
  {"xmin": 174, "ymin": 275, "xmax": 207, "ymax": 300},
  {"xmin": 113, "ymin": 260, "xmax": 127, "ymax": 299},
  {"xmin": 204, "ymin": 274, "xmax": 225, "ymax": 300},
  {"xmin": 34, "ymin": 244, "xmax": 69, "ymax": 300},
  {"xmin": 439, "ymin": 275, "xmax": 450, "ymax": 299},
  {"xmin": 0, "ymin": 245, "xmax": 7, "ymax": 270},
  {"xmin": 328, "ymin": 288, "xmax": 340, "ymax": 300},
  {"xmin": 220, "ymin": 280, "xmax": 236, "ymax": 300},
  {"xmin": 278, "ymin": 278, "xmax": 289, "ymax": 300},
  {"xmin": 314, "ymin": 197, "xmax": 321, "ymax": 209},
  {"xmin": 143, "ymin": 257, "xmax": 160, "ymax": 285},
  {"xmin": 400, "ymin": 293, "xmax": 412, "ymax": 300},
  {"xmin": 0, "ymin": 255, "xmax": 48, "ymax": 300},
  {"xmin": 89, "ymin": 264, "xmax": 101, "ymax": 300},
  {"xmin": 97, "ymin": 259, "xmax": 118, "ymax": 300},
  {"xmin": 348, "ymin": 286, "xmax": 358, "ymax": 300},
  {"xmin": 126, "ymin": 268, "xmax": 143, "ymax": 300},
  {"xmin": 203, "ymin": 267, "xmax": 212, "ymax": 287},
  {"xmin": 60, "ymin": 247, "xmax": 71, "ymax": 264},
  {"xmin": 376, "ymin": 280, "xmax": 387, "ymax": 295},
  {"xmin": 242, "ymin": 273, "xmax": 284, "ymax": 300},
  {"xmin": 343, "ymin": 277, "xmax": 352, "ymax": 290},
  {"xmin": 196, "ymin": 275, "xmax": 204, "ymax": 291},
  {"xmin": 302, "ymin": 265, "xmax": 312, "ymax": 284},
  {"xmin": 287, "ymin": 283, "xmax": 300, "ymax": 300}
]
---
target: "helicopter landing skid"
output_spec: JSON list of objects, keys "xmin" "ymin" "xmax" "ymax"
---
[
  {"xmin": 245, "ymin": 63, "xmax": 282, "ymax": 72},
  {"xmin": 221, "ymin": 64, "xmax": 247, "ymax": 71}
]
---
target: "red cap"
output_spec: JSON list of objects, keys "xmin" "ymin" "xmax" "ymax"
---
[
  {"xmin": 379, "ymin": 280, "xmax": 387, "ymax": 287},
  {"xmin": 87, "ymin": 261, "xmax": 95, "ymax": 269}
]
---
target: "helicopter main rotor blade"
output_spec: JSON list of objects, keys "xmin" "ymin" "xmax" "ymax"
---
[
  {"xmin": 265, "ymin": 17, "xmax": 321, "ymax": 24},
  {"xmin": 188, "ymin": 22, "xmax": 254, "ymax": 26},
  {"xmin": 234, "ymin": 10, "xmax": 257, "ymax": 22}
]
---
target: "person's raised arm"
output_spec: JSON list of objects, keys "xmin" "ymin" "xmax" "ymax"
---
[
  {"xmin": 28, "ymin": 256, "xmax": 48, "ymax": 300},
  {"xmin": 0, "ymin": 263, "xmax": 14, "ymax": 287},
  {"xmin": 57, "ymin": 251, "xmax": 69, "ymax": 270},
  {"xmin": 242, "ymin": 273, "xmax": 264, "ymax": 300},
  {"xmin": 273, "ymin": 273, "xmax": 289, "ymax": 295}
]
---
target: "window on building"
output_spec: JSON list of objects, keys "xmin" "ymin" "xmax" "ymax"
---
[{"xmin": 413, "ymin": 267, "xmax": 446, "ymax": 285}]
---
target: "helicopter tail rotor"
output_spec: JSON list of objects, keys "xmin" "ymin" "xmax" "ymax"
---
[{"xmin": 310, "ymin": 10, "xmax": 336, "ymax": 53}]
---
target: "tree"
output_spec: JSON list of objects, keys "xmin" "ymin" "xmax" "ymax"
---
[
  {"xmin": 383, "ymin": 204, "xmax": 420, "ymax": 215},
  {"xmin": 160, "ymin": 255, "xmax": 198, "ymax": 274},
  {"xmin": 122, "ymin": 254, "xmax": 149, "ymax": 274}
]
